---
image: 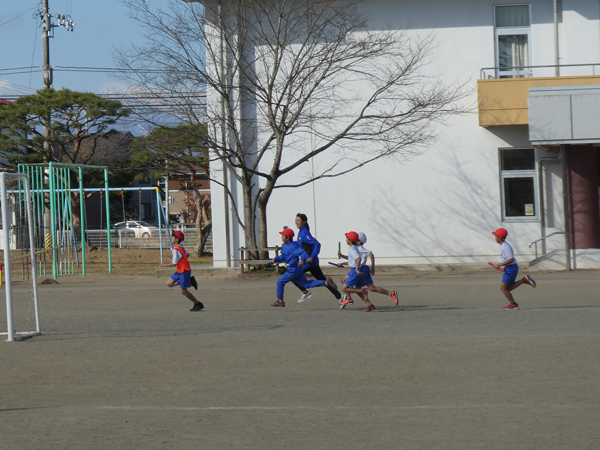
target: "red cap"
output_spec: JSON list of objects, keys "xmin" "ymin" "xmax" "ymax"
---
[
  {"xmin": 492, "ymin": 228, "xmax": 508, "ymax": 238},
  {"xmin": 345, "ymin": 231, "xmax": 359, "ymax": 242},
  {"xmin": 172, "ymin": 230, "xmax": 185, "ymax": 242},
  {"xmin": 280, "ymin": 228, "xmax": 295, "ymax": 238}
]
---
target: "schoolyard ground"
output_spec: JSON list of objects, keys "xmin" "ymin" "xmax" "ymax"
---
[{"xmin": 0, "ymin": 268, "xmax": 598, "ymax": 450}]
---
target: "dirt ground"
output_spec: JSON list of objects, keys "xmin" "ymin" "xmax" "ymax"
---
[{"xmin": 0, "ymin": 268, "xmax": 599, "ymax": 450}]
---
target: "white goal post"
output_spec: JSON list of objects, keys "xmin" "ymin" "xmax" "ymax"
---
[{"xmin": 0, "ymin": 172, "xmax": 40, "ymax": 342}]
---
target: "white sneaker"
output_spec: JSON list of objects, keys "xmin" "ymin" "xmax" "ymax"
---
[{"xmin": 298, "ymin": 291, "xmax": 313, "ymax": 303}]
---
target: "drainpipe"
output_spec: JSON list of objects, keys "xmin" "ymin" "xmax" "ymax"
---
[
  {"xmin": 536, "ymin": 149, "xmax": 561, "ymax": 255},
  {"xmin": 219, "ymin": 0, "xmax": 231, "ymax": 267},
  {"xmin": 554, "ymin": 0, "xmax": 560, "ymax": 76},
  {"xmin": 561, "ymin": 145, "xmax": 571, "ymax": 271}
]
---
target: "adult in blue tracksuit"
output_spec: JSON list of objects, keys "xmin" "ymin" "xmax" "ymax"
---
[
  {"xmin": 292, "ymin": 213, "xmax": 342, "ymax": 302},
  {"xmin": 270, "ymin": 227, "xmax": 337, "ymax": 307}
]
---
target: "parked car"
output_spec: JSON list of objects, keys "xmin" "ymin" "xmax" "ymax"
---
[{"xmin": 112, "ymin": 221, "xmax": 158, "ymax": 239}]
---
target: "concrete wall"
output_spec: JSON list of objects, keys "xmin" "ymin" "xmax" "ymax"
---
[{"xmin": 207, "ymin": 0, "xmax": 600, "ymax": 268}]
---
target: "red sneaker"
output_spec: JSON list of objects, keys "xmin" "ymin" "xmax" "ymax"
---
[
  {"xmin": 339, "ymin": 298, "xmax": 354, "ymax": 309},
  {"xmin": 390, "ymin": 290, "xmax": 399, "ymax": 306},
  {"xmin": 522, "ymin": 275, "xmax": 536, "ymax": 288},
  {"xmin": 503, "ymin": 303, "xmax": 519, "ymax": 311},
  {"xmin": 325, "ymin": 277, "xmax": 338, "ymax": 291},
  {"xmin": 271, "ymin": 300, "xmax": 285, "ymax": 307},
  {"xmin": 362, "ymin": 304, "xmax": 376, "ymax": 312}
]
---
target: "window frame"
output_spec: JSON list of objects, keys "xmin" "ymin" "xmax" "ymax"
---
[
  {"xmin": 498, "ymin": 147, "xmax": 539, "ymax": 221},
  {"xmin": 494, "ymin": 4, "xmax": 532, "ymax": 78}
]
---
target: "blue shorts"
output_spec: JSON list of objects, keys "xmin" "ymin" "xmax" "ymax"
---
[
  {"xmin": 171, "ymin": 270, "xmax": 192, "ymax": 289},
  {"xmin": 359, "ymin": 265, "xmax": 373, "ymax": 285},
  {"xmin": 345, "ymin": 267, "xmax": 366, "ymax": 289},
  {"xmin": 502, "ymin": 263, "xmax": 519, "ymax": 284}
]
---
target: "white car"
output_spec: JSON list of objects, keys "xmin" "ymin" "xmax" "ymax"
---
[{"xmin": 112, "ymin": 221, "xmax": 158, "ymax": 239}]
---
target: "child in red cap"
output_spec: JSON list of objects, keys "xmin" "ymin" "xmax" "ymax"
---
[
  {"xmin": 491, "ymin": 227, "xmax": 536, "ymax": 310},
  {"xmin": 160, "ymin": 231, "xmax": 203, "ymax": 311},
  {"xmin": 336, "ymin": 231, "xmax": 374, "ymax": 312},
  {"xmin": 270, "ymin": 227, "xmax": 337, "ymax": 307}
]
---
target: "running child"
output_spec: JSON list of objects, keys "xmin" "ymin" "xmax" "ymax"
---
[
  {"xmin": 491, "ymin": 227, "xmax": 536, "ymax": 310},
  {"xmin": 336, "ymin": 231, "xmax": 374, "ymax": 312},
  {"xmin": 292, "ymin": 213, "xmax": 342, "ymax": 303},
  {"xmin": 160, "ymin": 231, "xmax": 203, "ymax": 311},
  {"xmin": 356, "ymin": 232, "xmax": 399, "ymax": 306},
  {"xmin": 270, "ymin": 228, "xmax": 337, "ymax": 307},
  {"xmin": 337, "ymin": 232, "xmax": 398, "ymax": 310}
]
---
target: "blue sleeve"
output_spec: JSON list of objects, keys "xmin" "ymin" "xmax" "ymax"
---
[
  {"xmin": 302, "ymin": 229, "xmax": 321, "ymax": 259},
  {"xmin": 274, "ymin": 254, "xmax": 284, "ymax": 263},
  {"xmin": 294, "ymin": 243, "xmax": 309, "ymax": 262}
]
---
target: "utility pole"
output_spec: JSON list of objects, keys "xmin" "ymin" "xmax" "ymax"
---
[
  {"xmin": 39, "ymin": 0, "xmax": 75, "ymax": 90},
  {"xmin": 38, "ymin": 0, "xmax": 75, "ymax": 251}
]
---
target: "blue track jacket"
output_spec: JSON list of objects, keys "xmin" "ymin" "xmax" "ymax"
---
[
  {"xmin": 274, "ymin": 241, "xmax": 309, "ymax": 268},
  {"xmin": 297, "ymin": 226, "xmax": 321, "ymax": 265}
]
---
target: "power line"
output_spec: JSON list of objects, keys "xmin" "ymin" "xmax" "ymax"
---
[{"xmin": 0, "ymin": 6, "xmax": 38, "ymax": 28}]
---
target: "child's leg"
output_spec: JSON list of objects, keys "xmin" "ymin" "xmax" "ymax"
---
[
  {"xmin": 507, "ymin": 279, "xmax": 525, "ymax": 291},
  {"xmin": 500, "ymin": 282, "xmax": 518, "ymax": 304},
  {"xmin": 276, "ymin": 270, "xmax": 296, "ymax": 301},
  {"xmin": 342, "ymin": 284, "xmax": 371, "ymax": 305},
  {"xmin": 500, "ymin": 264, "xmax": 522, "ymax": 305},
  {"xmin": 340, "ymin": 274, "xmax": 352, "ymax": 299},
  {"xmin": 367, "ymin": 284, "xmax": 389, "ymax": 296},
  {"xmin": 181, "ymin": 287, "xmax": 199, "ymax": 303},
  {"xmin": 168, "ymin": 272, "xmax": 180, "ymax": 287},
  {"xmin": 291, "ymin": 278, "xmax": 309, "ymax": 295},
  {"xmin": 307, "ymin": 265, "xmax": 342, "ymax": 300}
]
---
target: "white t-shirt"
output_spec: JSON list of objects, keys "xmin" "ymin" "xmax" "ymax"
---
[
  {"xmin": 347, "ymin": 245, "xmax": 361, "ymax": 269},
  {"xmin": 171, "ymin": 245, "xmax": 189, "ymax": 264},
  {"xmin": 499, "ymin": 241, "xmax": 517, "ymax": 265},
  {"xmin": 357, "ymin": 245, "xmax": 372, "ymax": 267}
]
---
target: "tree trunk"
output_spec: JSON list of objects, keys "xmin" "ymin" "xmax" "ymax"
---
[
  {"xmin": 257, "ymin": 181, "xmax": 275, "ymax": 260},
  {"xmin": 243, "ymin": 184, "xmax": 259, "ymax": 260}
]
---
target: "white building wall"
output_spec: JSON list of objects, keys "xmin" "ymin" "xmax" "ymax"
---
[{"xmin": 208, "ymin": 0, "xmax": 600, "ymax": 268}]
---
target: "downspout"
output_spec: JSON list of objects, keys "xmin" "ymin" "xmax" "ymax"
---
[
  {"xmin": 536, "ymin": 149, "xmax": 562, "ymax": 255},
  {"xmin": 554, "ymin": 0, "xmax": 560, "ymax": 76},
  {"xmin": 219, "ymin": 0, "xmax": 231, "ymax": 267},
  {"xmin": 561, "ymin": 145, "xmax": 571, "ymax": 271}
]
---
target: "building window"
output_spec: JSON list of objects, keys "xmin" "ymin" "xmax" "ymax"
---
[
  {"xmin": 141, "ymin": 202, "xmax": 151, "ymax": 220},
  {"xmin": 500, "ymin": 148, "xmax": 538, "ymax": 219},
  {"xmin": 494, "ymin": 4, "xmax": 531, "ymax": 78}
]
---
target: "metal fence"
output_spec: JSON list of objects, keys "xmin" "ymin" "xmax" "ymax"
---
[{"xmin": 86, "ymin": 226, "xmax": 212, "ymax": 251}]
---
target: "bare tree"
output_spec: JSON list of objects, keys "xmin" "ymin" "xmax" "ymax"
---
[
  {"xmin": 130, "ymin": 124, "xmax": 212, "ymax": 255},
  {"xmin": 117, "ymin": 0, "xmax": 468, "ymax": 257}
]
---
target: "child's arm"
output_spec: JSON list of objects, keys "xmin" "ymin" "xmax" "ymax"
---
[
  {"xmin": 160, "ymin": 262, "xmax": 176, "ymax": 267},
  {"xmin": 370, "ymin": 253, "xmax": 375, "ymax": 275},
  {"xmin": 494, "ymin": 257, "xmax": 515, "ymax": 269},
  {"xmin": 337, "ymin": 252, "xmax": 348, "ymax": 260},
  {"xmin": 296, "ymin": 247, "xmax": 309, "ymax": 267},
  {"xmin": 355, "ymin": 255, "xmax": 365, "ymax": 275}
]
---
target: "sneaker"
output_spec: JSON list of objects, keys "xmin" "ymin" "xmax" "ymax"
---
[
  {"xmin": 339, "ymin": 297, "xmax": 354, "ymax": 309},
  {"xmin": 325, "ymin": 277, "xmax": 337, "ymax": 291},
  {"xmin": 503, "ymin": 303, "xmax": 519, "ymax": 311},
  {"xmin": 297, "ymin": 291, "xmax": 312, "ymax": 303},
  {"xmin": 190, "ymin": 302, "xmax": 204, "ymax": 312},
  {"xmin": 390, "ymin": 290, "xmax": 399, "ymax": 306},
  {"xmin": 362, "ymin": 304, "xmax": 376, "ymax": 312},
  {"xmin": 271, "ymin": 300, "xmax": 285, "ymax": 307},
  {"xmin": 358, "ymin": 287, "xmax": 369, "ymax": 302},
  {"xmin": 191, "ymin": 276, "xmax": 198, "ymax": 290},
  {"xmin": 523, "ymin": 275, "xmax": 536, "ymax": 288}
]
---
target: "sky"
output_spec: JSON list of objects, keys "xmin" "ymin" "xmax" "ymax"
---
[{"xmin": 0, "ymin": 0, "xmax": 153, "ymax": 98}]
